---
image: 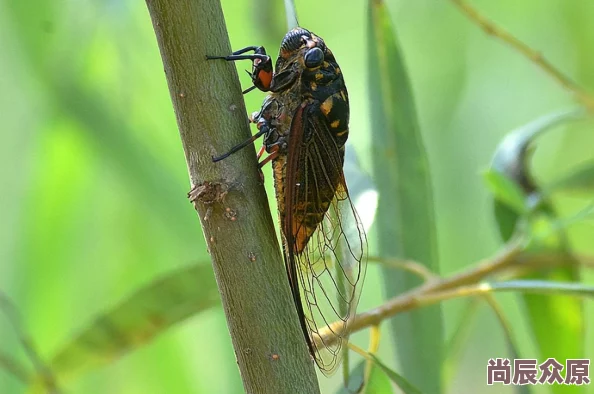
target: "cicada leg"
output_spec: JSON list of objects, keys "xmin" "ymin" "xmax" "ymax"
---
[
  {"xmin": 211, "ymin": 127, "xmax": 268, "ymax": 162},
  {"xmin": 206, "ymin": 46, "xmax": 273, "ymax": 93}
]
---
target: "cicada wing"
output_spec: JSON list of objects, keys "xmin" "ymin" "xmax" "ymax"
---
[{"xmin": 283, "ymin": 102, "xmax": 367, "ymax": 376}]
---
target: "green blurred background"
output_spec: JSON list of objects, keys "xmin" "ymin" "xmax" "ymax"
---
[{"xmin": 1, "ymin": 0, "xmax": 593, "ymax": 393}]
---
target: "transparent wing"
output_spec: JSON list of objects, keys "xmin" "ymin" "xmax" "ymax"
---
[{"xmin": 283, "ymin": 103, "xmax": 367, "ymax": 376}]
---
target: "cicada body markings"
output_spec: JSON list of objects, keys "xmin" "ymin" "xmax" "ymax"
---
[{"xmin": 209, "ymin": 27, "xmax": 366, "ymax": 376}]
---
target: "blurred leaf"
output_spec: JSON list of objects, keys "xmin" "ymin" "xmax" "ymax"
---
[
  {"xmin": 489, "ymin": 108, "xmax": 584, "ymax": 241},
  {"xmin": 283, "ymin": 0, "xmax": 299, "ymax": 31},
  {"xmin": 442, "ymin": 299, "xmax": 479, "ymax": 388},
  {"xmin": 337, "ymin": 360, "xmax": 365, "ymax": 394},
  {"xmin": 27, "ymin": 264, "xmax": 219, "ymax": 392},
  {"xmin": 336, "ymin": 359, "xmax": 392, "ymax": 394},
  {"xmin": 55, "ymin": 81, "xmax": 196, "ymax": 243},
  {"xmin": 251, "ymin": 0, "xmax": 288, "ymax": 40},
  {"xmin": 492, "ymin": 202, "xmax": 522, "ymax": 243},
  {"xmin": 0, "ymin": 291, "xmax": 58, "ymax": 391},
  {"xmin": 369, "ymin": 355, "xmax": 423, "ymax": 394},
  {"xmin": 0, "ymin": 351, "xmax": 30, "ymax": 385},
  {"xmin": 520, "ymin": 261, "xmax": 583, "ymax": 394},
  {"xmin": 484, "ymin": 168, "xmax": 529, "ymax": 242},
  {"xmin": 344, "ymin": 145, "xmax": 378, "ymax": 235},
  {"xmin": 523, "ymin": 216, "xmax": 583, "ymax": 394},
  {"xmin": 547, "ymin": 160, "xmax": 594, "ymax": 195},
  {"xmin": 491, "ymin": 108, "xmax": 584, "ymax": 191},
  {"xmin": 367, "ymin": 1, "xmax": 442, "ymax": 393},
  {"xmin": 489, "ymin": 109, "xmax": 584, "ymax": 394},
  {"xmin": 483, "ymin": 296, "xmax": 532, "ymax": 394},
  {"xmin": 363, "ymin": 359, "xmax": 393, "ymax": 394},
  {"xmin": 484, "ymin": 169, "xmax": 529, "ymax": 215}
]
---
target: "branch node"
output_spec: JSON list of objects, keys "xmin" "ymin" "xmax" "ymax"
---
[{"xmin": 188, "ymin": 181, "xmax": 228, "ymax": 209}]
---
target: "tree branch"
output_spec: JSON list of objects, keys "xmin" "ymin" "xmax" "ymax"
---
[
  {"xmin": 143, "ymin": 2, "xmax": 319, "ymax": 392},
  {"xmin": 317, "ymin": 242, "xmax": 594, "ymax": 347}
]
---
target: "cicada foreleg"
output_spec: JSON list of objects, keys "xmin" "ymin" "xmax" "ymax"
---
[{"xmin": 206, "ymin": 46, "xmax": 273, "ymax": 93}]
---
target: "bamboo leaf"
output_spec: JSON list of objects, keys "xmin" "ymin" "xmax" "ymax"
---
[
  {"xmin": 483, "ymin": 296, "xmax": 533, "ymax": 394},
  {"xmin": 367, "ymin": 1, "xmax": 443, "ymax": 392},
  {"xmin": 491, "ymin": 108, "xmax": 584, "ymax": 191},
  {"xmin": 337, "ymin": 359, "xmax": 393, "ymax": 394},
  {"xmin": 344, "ymin": 145, "xmax": 378, "ymax": 236},
  {"xmin": 483, "ymin": 169, "xmax": 529, "ymax": 214},
  {"xmin": 489, "ymin": 108, "xmax": 584, "ymax": 241},
  {"xmin": 27, "ymin": 264, "xmax": 219, "ymax": 392},
  {"xmin": 369, "ymin": 355, "xmax": 423, "ymax": 394},
  {"xmin": 547, "ymin": 160, "xmax": 594, "ymax": 195}
]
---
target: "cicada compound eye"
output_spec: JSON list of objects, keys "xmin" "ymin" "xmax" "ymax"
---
[{"xmin": 304, "ymin": 47, "xmax": 324, "ymax": 68}]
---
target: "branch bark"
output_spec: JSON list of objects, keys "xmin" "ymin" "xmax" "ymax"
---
[{"xmin": 144, "ymin": 2, "xmax": 320, "ymax": 393}]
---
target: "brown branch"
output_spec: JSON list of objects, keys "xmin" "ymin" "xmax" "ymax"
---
[
  {"xmin": 368, "ymin": 255, "xmax": 437, "ymax": 281},
  {"xmin": 449, "ymin": 0, "xmax": 594, "ymax": 111},
  {"xmin": 318, "ymin": 242, "xmax": 594, "ymax": 347}
]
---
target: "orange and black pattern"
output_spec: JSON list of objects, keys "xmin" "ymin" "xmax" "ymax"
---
[{"xmin": 210, "ymin": 27, "xmax": 366, "ymax": 375}]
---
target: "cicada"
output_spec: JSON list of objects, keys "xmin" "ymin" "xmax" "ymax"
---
[{"xmin": 209, "ymin": 27, "xmax": 366, "ymax": 375}]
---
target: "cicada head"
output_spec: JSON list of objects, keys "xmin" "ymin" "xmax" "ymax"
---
[{"xmin": 276, "ymin": 28, "xmax": 335, "ymax": 73}]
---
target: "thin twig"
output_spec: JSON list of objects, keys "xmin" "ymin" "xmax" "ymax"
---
[
  {"xmin": 449, "ymin": 0, "xmax": 594, "ymax": 111},
  {"xmin": 318, "ymin": 239, "xmax": 594, "ymax": 347},
  {"xmin": 317, "ymin": 241, "xmax": 524, "ymax": 347},
  {"xmin": 0, "ymin": 292, "xmax": 59, "ymax": 392},
  {"xmin": 482, "ymin": 294, "xmax": 521, "ymax": 357},
  {"xmin": 0, "ymin": 351, "xmax": 30, "ymax": 384},
  {"xmin": 368, "ymin": 255, "xmax": 438, "ymax": 282},
  {"xmin": 442, "ymin": 298, "xmax": 480, "ymax": 391},
  {"xmin": 363, "ymin": 325, "xmax": 381, "ymax": 385}
]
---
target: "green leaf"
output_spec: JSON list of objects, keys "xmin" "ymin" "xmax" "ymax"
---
[
  {"xmin": 27, "ymin": 264, "xmax": 219, "ymax": 392},
  {"xmin": 523, "ymin": 237, "xmax": 583, "ymax": 394},
  {"xmin": 344, "ymin": 145, "xmax": 378, "ymax": 236},
  {"xmin": 336, "ymin": 359, "xmax": 393, "ymax": 394},
  {"xmin": 484, "ymin": 168, "xmax": 530, "ymax": 242},
  {"xmin": 492, "ymin": 201, "xmax": 522, "ymax": 243},
  {"xmin": 336, "ymin": 361, "xmax": 365, "ymax": 394},
  {"xmin": 484, "ymin": 169, "xmax": 529, "ymax": 214},
  {"xmin": 442, "ymin": 300, "xmax": 479, "ymax": 388},
  {"xmin": 491, "ymin": 108, "xmax": 584, "ymax": 191},
  {"xmin": 547, "ymin": 160, "xmax": 594, "ymax": 195},
  {"xmin": 367, "ymin": 1, "xmax": 442, "ymax": 393},
  {"xmin": 482, "ymin": 297, "xmax": 533, "ymax": 394},
  {"xmin": 283, "ymin": 0, "xmax": 299, "ymax": 30},
  {"xmin": 489, "ymin": 108, "xmax": 584, "ymax": 241},
  {"xmin": 489, "ymin": 109, "xmax": 585, "ymax": 394},
  {"xmin": 369, "ymin": 355, "xmax": 423, "ymax": 394},
  {"xmin": 363, "ymin": 362, "xmax": 393, "ymax": 394}
]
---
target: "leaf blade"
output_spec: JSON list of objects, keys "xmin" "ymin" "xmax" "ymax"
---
[
  {"xmin": 27, "ymin": 264, "xmax": 219, "ymax": 391},
  {"xmin": 367, "ymin": 1, "xmax": 443, "ymax": 393}
]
